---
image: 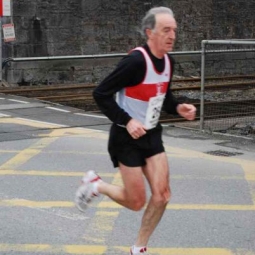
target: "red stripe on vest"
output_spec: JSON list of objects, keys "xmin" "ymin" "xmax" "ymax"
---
[{"xmin": 125, "ymin": 82, "xmax": 168, "ymax": 102}]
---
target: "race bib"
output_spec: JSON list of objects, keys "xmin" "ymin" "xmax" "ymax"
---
[{"xmin": 144, "ymin": 94, "xmax": 165, "ymax": 129}]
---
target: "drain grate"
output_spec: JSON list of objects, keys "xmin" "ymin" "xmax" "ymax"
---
[{"xmin": 205, "ymin": 150, "xmax": 243, "ymax": 157}]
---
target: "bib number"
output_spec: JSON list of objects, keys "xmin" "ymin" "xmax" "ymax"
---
[{"xmin": 144, "ymin": 94, "xmax": 165, "ymax": 129}]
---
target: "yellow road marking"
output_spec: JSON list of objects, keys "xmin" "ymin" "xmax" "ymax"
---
[
  {"xmin": 241, "ymin": 162, "xmax": 255, "ymax": 204},
  {"xmin": 116, "ymin": 246, "xmax": 234, "ymax": 255},
  {"xmin": 0, "ymin": 170, "xmax": 115, "ymax": 177},
  {"xmin": 98, "ymin": 201, "xmax": 255, "ymax": 211},
  {"xmin": 0, "ymin": 150, "xmax": 19, "ymax": 153},
  {"xmin": 0, "ymin": 137, "xmax": 59, "ymax": 170},
  {"xmin": 0, "ymin": 117, "xmax": 108, "ymax": 138},
  {"xmin": 1, "ymin": 169, "xmax": 254, "ymax": 181},
  {"xmin": 115, "ymin": 246, "xmax": 255, "ymax": 255},
  {"xmin": 0, "ymin": 117, "xmax": 60, "ymax": 129},
  {"xmin": 1, "ymin": 170, "xmax": 254, "ymax": 181},
  {"xmin": 0, "ymin": 199, "xmax": 73, "ymax": 208},
  {"xmin": 0, "ymin": 244, "xmax": 106, "ymax": 254},
  {"xmin": 1, "ymin": 199, "xmax": 255, "ymax": 211},
  {"xmin": 0, "ymin": 244, "xmax": 253, "ymax": 255},
  {"xmin": 0, "ymin": 150, "xmax": 108, "ymax": 155}
]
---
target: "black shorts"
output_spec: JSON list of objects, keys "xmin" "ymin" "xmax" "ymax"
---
[{"xmin": 108, "ymin": 123, "xmax": 165, "ymax": 168}]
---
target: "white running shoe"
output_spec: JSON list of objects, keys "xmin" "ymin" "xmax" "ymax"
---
[
  {"xmin": 130, "ymin": 246, "xmax": 148, "ymax": 254},
  {"xmin": 74, "ymin": 170, "xmax": 101, "ymax": 212}
]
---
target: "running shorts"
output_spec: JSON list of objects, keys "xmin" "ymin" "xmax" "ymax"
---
[{"xmin": 108, "ymin": 123, "xmax": 165, "ymax": 168}]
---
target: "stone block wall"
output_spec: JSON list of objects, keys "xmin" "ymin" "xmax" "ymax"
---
[{"xmin": 2, "ymin": 0, "xmax": 255, "ymax": 85}]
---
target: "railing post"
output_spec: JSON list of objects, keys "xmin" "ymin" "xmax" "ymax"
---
[{"xmin": 200, "ymin": 40, "xmax": 206, "ymax": 131}]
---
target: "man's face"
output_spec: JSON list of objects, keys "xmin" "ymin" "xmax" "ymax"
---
[{"xmin": 148, "ymin": 13, "xmax": 177, "ymax": 56}]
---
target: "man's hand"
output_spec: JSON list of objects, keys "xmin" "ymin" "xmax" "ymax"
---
[
  {"xmin": 177, "ymin": 103, "xmax": 197, "ymax": 120},
  {"xmin": 126, "ymin": 119, "xmax": 147, "ymax": 139}
]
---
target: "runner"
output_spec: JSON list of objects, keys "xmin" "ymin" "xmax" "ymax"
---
[{"xmin": 75, "ymin": 6, "xmax": 196, "ymax": 254}]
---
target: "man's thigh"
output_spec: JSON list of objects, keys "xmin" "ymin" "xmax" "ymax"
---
[
  {"xmin": 142, "ymin": 152, "xmax": 170, "ymax": 195},
  {"xmin": 119, "ymin": 163, "xmax": 146, "ymax": 201}
]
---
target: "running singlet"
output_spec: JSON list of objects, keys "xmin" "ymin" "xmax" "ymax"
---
[{"xmin": 116, "ymin": 47, "xmax": 171, "ymax": 129}]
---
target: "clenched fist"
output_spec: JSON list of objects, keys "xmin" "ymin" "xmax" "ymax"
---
[{"xmin": 177, "ymin": 103, "xmax": 196, "ymax": 121}]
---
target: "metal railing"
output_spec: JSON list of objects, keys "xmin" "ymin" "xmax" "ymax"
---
[
  {"xmin": 200, "ymin": 39, "xmax": 255, "ymax": 136},
  {"xmin": 2, "ymin": 42, "xmax": 255, "ymax": 138},
  {"xmin": 3, "ymin": 48, "xmax": 255, "ymax": 66}
]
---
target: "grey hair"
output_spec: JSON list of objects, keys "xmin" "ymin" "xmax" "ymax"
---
[{"xmin": 141, "ymin": 6, "xmax": 174, "ymax": 38}]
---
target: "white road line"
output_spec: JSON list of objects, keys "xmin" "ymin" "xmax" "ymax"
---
[
  {"xmin": 76, "ymin": 127, "xmax": 104, "ymax": 132},
  {"xmin": 0, "ymin": 113, "xmax": 10, "ymax": 117},
  {"xmin": 8, "ymin": 99, "xmax": 29, "ymax": 104},
  {"xmin": 75, "ymin": 113, "xmax": 108, "ymax": 119},
  {"xmin": 46, "ymin": 107, "xmax": 70, "ymax": 113},
  {"xmin": 0, "ymin": 98, "xmax": 5, "ymax": 100},
  {"xmin": 16, "ymin": 118, "xmax": 68, "ymax": 127}
]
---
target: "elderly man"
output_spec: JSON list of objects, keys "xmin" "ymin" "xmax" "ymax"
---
[{"xmin": 75, "ymin": 6, "xmax": 196, "ymax": 255}]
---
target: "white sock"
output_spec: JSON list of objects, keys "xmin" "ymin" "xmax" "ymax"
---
[
  {"xmin": 132, "ymin": 245, "xmax": 147, "ymax": 253},
  {"xmin": 92, "ymin": 180, "xmax": 101, "ymax": 196}
]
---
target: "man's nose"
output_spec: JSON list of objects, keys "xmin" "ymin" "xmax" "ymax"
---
[
  {"xmin": 170, "ymin": 30, "xmax": 176, "ymax": 39},
  {"xmin": 168, "ymin": 30, "xmax": 175, "ymax": 40}
]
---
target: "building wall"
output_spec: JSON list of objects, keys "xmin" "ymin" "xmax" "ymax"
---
[{"xmin": 3, "ymin": 0, "xmax": 255, "ymax": 85}]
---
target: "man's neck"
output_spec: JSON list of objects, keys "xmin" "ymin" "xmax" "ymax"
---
[{"xmin": 147, "ymin": 41, "xmax": 164, "ymax": 59}]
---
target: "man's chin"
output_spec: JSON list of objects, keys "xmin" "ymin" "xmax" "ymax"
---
[{"xmin": 166, "ymin": 46, "xmax": 173, "ymax": 52}]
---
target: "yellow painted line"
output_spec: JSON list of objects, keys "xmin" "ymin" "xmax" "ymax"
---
[
  {"xmin": 98, "ymin": 201, "xmax": 255, "ymax": 211},
  {"xmin": 0, "ymin": 170, "xmax": 115, "ymax": 177},
  {"xmin": 115, "ymin": 246, "xmax": 255, "ymax": 255},
  {"xmin": 245, "ymin": 175, "xmax": 255, "ymax": 181},
  {"xmin": 1, "ymin": 170, "xmax": 253, "ymax": 181},
  {"xmin": 0, "ymin": 117, "xmax": 108, "ymax": 139},
  {"xmin": 241, "ymin": 162, "xmax": 255, "ymax": 204},
  {"xmin": 1, "ymin": 199, "xmax": 255, "ymax": 211},
  {"xmin": 165, "ymin": 204, "xmax": 255, "ymax": 211},
  {"xmin": 0, "ymin": 244, "xmax": 106, "ymax": 254},
  {"xmin": 44, "ymin": 126, "xmax": 108, "ymax": 139},
  {"xmin": 0, "ymin": 122, "xmax": 107, "ymax": 172},
  {"xmin": 0, "ymin": 244, "xmax": 253, "ymax": 255},
  {"xmin": 0, "ymin": 137, "xmax": 59, "ymax": 170},
  {"xmin": 0, "ymin": 117, "xmax": 61, "ymax": 129},
  {"xmin": 0, "ymin": 150, "xmax": 108, "ymax": 155},
  {"xmin": 42, "ymin": 150, "xmax": 108, "ymax": 155},
  {"xmin": 0, "ymin": 200, "xmax": 73, "ymax": 208},
  {"xmin": 0, "ymin": 150, "xmax": 19, "ymax": 153}
]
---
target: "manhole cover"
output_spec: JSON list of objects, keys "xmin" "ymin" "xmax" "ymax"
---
[{"xmin": 205, "ymin": 150, "xmax": 243, "ymax": 157}]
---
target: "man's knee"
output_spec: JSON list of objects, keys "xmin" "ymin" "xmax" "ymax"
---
[
  {"xmin": 128, "ymin": 194, "xmax": 146, "ymax": 211},
  {"xmin": 152, "ymin": 187, "xmax": 171, "ymax": 206}
]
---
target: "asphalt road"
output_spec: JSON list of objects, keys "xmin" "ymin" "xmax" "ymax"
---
[{"xmin": 0, "ymin": 94, "xmax": 255, "ymax": 255}]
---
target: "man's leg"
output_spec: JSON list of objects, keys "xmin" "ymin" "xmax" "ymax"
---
[
  {"xmin": 98, "ymin": 163, "xmax": 147, "ymax": 211},
  {"xmin": 135, "ymin": 152, "xmax": 171, "ymax": 247}
]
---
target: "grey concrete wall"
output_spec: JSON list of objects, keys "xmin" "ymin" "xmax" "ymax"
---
[{"xmin": 2, "ymin": 0, "xmax": 255, "ymax": 85}]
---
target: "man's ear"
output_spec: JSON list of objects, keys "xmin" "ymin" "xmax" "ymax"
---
[{"xmin": 146, "ymin": 28, "xmax": 153, "ymax": 39}]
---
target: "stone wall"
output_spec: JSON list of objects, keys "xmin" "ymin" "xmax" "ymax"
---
[{"xmin": 2, "ymin": 0, "xmax": 255, "ymax": 85}]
